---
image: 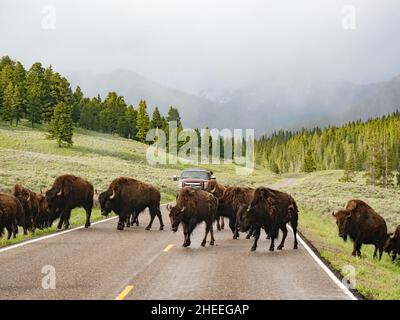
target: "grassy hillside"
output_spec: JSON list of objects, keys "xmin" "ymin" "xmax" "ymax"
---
[
  {"xmin": 281, "ymin": 171, "xmax": 400, "ymax": 300},
  {"xmin": 0, "ymin": 121, "xmax": 276, "ymax": 246}
]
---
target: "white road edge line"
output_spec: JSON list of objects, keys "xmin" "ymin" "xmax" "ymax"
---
[
  {"xmin": 0, "ymin": 204, "xmax": 169, "ymax": 254},
  {"xmin": 288, "ymin": 225, "xmax": 357, "ymax": 300},
  {"xmin": 0, "ymin": 216, "xmax": 117, "ymax": 254}
]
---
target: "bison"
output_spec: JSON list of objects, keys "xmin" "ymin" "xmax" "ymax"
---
[
  {"xmin": 212, "ymin": 186, "xmax": 254, "ymax": 239},
  {"xmin": 239, "ymin": 187, "xmax": 299, "ymax": 252},
  {"xmin": 45, "ymin": 175, "xmax": 94, "ymax": 230},
  {"xmin": 35, "ymin": 191, "xmax": 50, "ymax": 229},
  {"xmin": 0, "ymin": 192, "xmax": 26, "ymax": 238},
  {"xmin": 12, "ymin": 184, "xmax": 39, "ymax": 232},
  {"xmin": 332, "ymin": 199, "xmax": 387, "ymax": 259},
  {"xmin": 99, "ymin": 177, "xmax": 164, "ymax": 231},
  {"xmin": 205, "ymin": 180, "xmax": 227, "ymax": 231},
  {"xmin": 167, "ymin": 187, "xmax": 218, "ymax": 247}
]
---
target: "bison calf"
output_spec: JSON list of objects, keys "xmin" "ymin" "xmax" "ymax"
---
[
  {"xmin": 333, "ymin": 199, "xmax": 387, "ymax": 259},
  {"xmin": 168, "ymin": 187, "xmax": 218, "ymax": 247}
]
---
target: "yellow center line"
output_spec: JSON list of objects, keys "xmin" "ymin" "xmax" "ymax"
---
[
  {"xmin": 163, "ymin": 244, "xmax": 174, "ymax": 252},
  {"xmin": 115, "ymin": 285, "xmax": 134, "ymax": 300}
]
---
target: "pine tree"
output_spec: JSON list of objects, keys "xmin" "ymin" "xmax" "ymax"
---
[
  {"xmin": 150, "ymin": 107, "xmax": 163, "ymax": 129},
  {"xmin": 304, "ymin": 149, "xmax": 316, "ymax": 173},
  {"xmin": 49, "ymin": 102, "xmax": 74, "ymax": 147},
  {"xmin": 12, "ymin": 84, "xmax": 24, "ymax": 125},
  {"xmin": 2, "ymin": 82, "xmax": 14, "ymax": 125},
  {"xmin": 166, "ymin": 106, "xmax": 183, "ymax": 129},
  {"xmin": 71, "ymin": 86, "xmax": 83, "ymax": 125},
  {"xmin": 136, "ymin": 100, "xmax": 150, "ymax": 142},
  {"xmin": 25, "ymin": 62, "xmax": 46, "ymax": 127}
]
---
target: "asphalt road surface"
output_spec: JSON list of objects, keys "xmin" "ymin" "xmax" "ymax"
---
[{"xmin": 0, "ymin": 196, "xmax": 354, "ymax": 300}]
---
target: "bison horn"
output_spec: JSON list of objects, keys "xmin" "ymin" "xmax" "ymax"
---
[
  {"xmin": 180, "ymin": 206, "xmax": 185, "ymax": 212},
  {"xmin": 332, "ymin": 212, "xmax": 335, "ymax": 217},
  {"xmin": 246, "ymin": 204, "xmax": 252, "ymax": 212},
  {"xmin": 166, "ymin": 204, "xmax": 172, "ymax": 211},
  {"xmin": 57, "ymin": 189, "xmax": 62, "ymax": 196},
  {"xmin": 109, "ymin": 189, "xmax": 116, "ymax": 200},
  {"xmin": 26, "ymin": 193, "xmax": 31, "ymax": 201},
  {"xmin": 210, "ymin": 186, "xmax": 216, "ymax": 193}
]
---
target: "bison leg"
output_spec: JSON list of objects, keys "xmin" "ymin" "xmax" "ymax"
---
[
  {"xmin": 201, "ymin": 223, "xmax": 211, "ymax": 247},
  {"xmin": 117, "ymin": 210, "xmax": 129, "ymax": 231},
  {"xmin": 269, "ymin": 232, "xmax": 275, "ymax": 252},
  {"xmin": 6, "ymin": 226, "xmax": 13, "ymax": 240},
  {"xmin": 210, "ymin": 224, "xmax": 215, "ymax": 246},
  {"xmin": 220, "ymin": 217, "xmax": 225, "ymax": 230},
  {"xmin": 251, "ymin": 227, "xmax": 260, "ymax": 251},
  {"xmin": 156, "ymin": 207, "xmax": 164, "ymax": 230},
  {"xmin": 291, "ymin": 220, "xmax": 298, "ymax": 250},
  {"xmin": 373, "ymin": 246, "xmax": 378, "ymax": 260},
  {"xmin": 216, "ymin": 218, "xmax": 221, "ymax": 231},
  {"xmin": 229, "ymin": 218, "xmax": 239, "ymax": 239},
  {"xmin": 392, "ymin": 252, "xmax": 397, "ymax": 262},
  {"xmin": 57, "ymin": 209, "xmax": 70, "ymax": 230},
  {"xmin": 126, "ymin": 213, "xmax": 131, "ymax": 227},
  {"xmin": 352, "ymin": 242, "xmax": 362, "ymax": 257},
  {"xmin": 132, "ymin": 211, "xmax": 139, "ymax": 226},
  {"xmin": 277, "ymin": 224, "xmax": 288, "ymax": 250},
  {"xmin": 145, "ymin": 209, "xmax": 156, "ymax": 231},
  {"xmin": 379, "ymin": 248, "xmax": 384, "ymax": 261},
  {"xmin": 84, "ymin": 203, "xmax": 92, "ymax": 228},
  {"xmin": 182, "ymin": 224, "xmax": 191, "ymax": 247}
]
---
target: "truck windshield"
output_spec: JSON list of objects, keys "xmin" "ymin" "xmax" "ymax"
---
[{"xmin": 180, "ymin": 171, "xmax": 210, "ymax": 180}]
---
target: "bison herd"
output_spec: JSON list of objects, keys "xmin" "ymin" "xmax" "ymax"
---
[{"xmin": 0, "ymin": 174, "xmax": 399, "ymax": 263}]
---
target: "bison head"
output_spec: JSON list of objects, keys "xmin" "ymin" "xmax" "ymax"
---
[
  {"xmin": 238, "ymin": 204, "xmax": 253, "ymax": 232},
  {"xmin": 167, "ymin": 204, "xmax": 184, "ymax": 232},
  {"xmin": 332, "ymin": 210, "xmax": 352, "ymax": 241},
  {"xmin": 99, "ymin": 189, "xmax": 116, "ymax": 216},
  {"xmin": 44, "ymin": 188, "xmax": 64, "ymax": 224},
  {"xmin": 384, "ymin": 233, "xmax": 396, "ymax": 254}
]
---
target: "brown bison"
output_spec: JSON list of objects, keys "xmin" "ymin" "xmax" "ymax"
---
[
  {"xmin": 167, "ymin": 187, "xmax": 218, "ymax": 247},
  {"xmin": 45, "ymin": 175, "xmax": 94, "ymax": 230},
  {"xmin": 332, "ymin": 199, "xmax": 387, "ymax": 259},
  {"xmin": 206, "ymin": 180, "xmax": 227, "ymax": 231},
  {"xmin": 239, "ymin": 187, "xmax": 299, "ymax": 251},
  {"xmin": 0, "ymin": 192, "xmax": 26, "ymax": 238},
  {"xmin": 12, "ymin": 184, "xmax": 39, "ymax": 231},
  {"xmin": 99, "ymin": 177, "xmax": 164, "ymax": 231},
  {"xmin": 384, "ymin": 225, "xmax": 400, "ymax": 261},
  {"xmin": 215, "ymin": 186, "xmax": 255, "ymax": 239},
  {"xmin": 36, "ymin": 191, "xmax": 50, "ymax": 229}
]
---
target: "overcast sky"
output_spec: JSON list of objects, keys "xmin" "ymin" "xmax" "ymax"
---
[{"xmin": 1, "ymin": 0, "xmax": 399, "ymax": 94}]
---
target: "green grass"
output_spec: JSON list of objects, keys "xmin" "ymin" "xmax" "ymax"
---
[
  {"xmin": 280, "ymin": 170, "xmax": 400, "ymax": 300},
  {"xmin": 0, "ymin": 120, "xmax": 276, "ymax": 247}
]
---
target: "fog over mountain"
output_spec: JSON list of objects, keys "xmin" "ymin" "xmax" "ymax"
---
[
  {"xmin": 69, "ymin": 70, "xmax": 400, "ymax": 135},
  {"xmin": 2, "ymin": 0, "xmax": 400, "ymax": 135}
]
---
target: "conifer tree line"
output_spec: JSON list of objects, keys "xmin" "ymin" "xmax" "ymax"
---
[
  {"xmin": 0, "ymin": 56, "xmax": 183, "ymax": 145},
  {"xmin": 255, "ymin": 112, "xmax": 400, "ymax": 187}
]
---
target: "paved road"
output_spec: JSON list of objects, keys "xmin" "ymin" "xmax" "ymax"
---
[{"xmin": 0, "ymin": 188, "xmax": 354, "ymax": 300}]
